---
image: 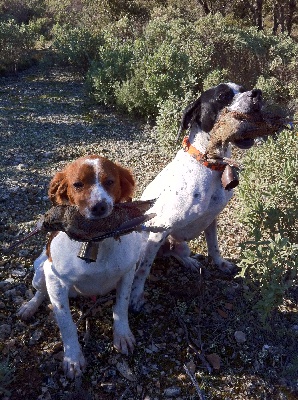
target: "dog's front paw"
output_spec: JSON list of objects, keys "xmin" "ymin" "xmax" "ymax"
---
[
  {"xmin": 17, "ymin": 290, "xmax": 47, "ymax": 320},
  {"xmin": 17, "ymin": 302, "xmax": 36, "ymax": 320},
  {"xmin": 113, "ymin": 329, "xmax": 136, "ymax": 355},
  {"xmin": 215, "ymin": 259, "xmax": 239, "ymax": 276},
  {"xmin": 63, "ymin": 350, "xmax": 86, "ymax": 379}
]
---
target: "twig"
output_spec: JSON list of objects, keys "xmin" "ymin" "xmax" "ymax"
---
[
  {"xmin": 76, "ymin": 294, "xmax": 115, "ymax": 327},
  {"xmin": 175, "ymin": 309, "xmax": 212, "ymax": 373},
  {"xmin": 83, "ymin": 317, "xmax": 91, "ymax": 345},
  {"xmin": 183, "ymin": 363, "xmax": 206, "ymax": 400}
]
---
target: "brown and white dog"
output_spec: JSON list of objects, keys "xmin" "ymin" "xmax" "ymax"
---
[{"xmin": 18, "ymin": 155, "xmax": 144, "ymax": 378}]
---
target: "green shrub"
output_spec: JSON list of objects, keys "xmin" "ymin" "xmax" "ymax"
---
[
  {"xmin": 0, "ymin": 19, "xmax": 37, "ymax": 73},
  {"xmin": 240, "ymin": 235, "xmax": 297, "ymax": 320},
  {"xmin": 87, "ymin": 39, "xmax": 134, "ymax": 105},
  {"xmin": 194, "ymin": 15, "xmax": 274, "ymax": 88},
  {"xmin": 202, "ymin": 69, "xmax": 230, "ymax": 91},
  {"xmin": 155, "ymin": 90, "xmax": 195, "ymax": 153},
  {"xmin": 51, "ymin": 24, "xmax": 104, "ymax": 71},
  {"xmin": 113, "ymin": 16, "xmax": 211, "ymax": 117},
  {"xmin": 237, "ymin": 130, "xmax": 298, "ymax": 319},
  {"xmin": 115, "ymin": 42, "xmax": 194, "ymax": 117}
]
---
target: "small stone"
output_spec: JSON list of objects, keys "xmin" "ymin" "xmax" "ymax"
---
[
  {"xmin": 185, "ymin": 360, "xmax": 196, "ymax": 374},
  {"xmin": 13, "ymin": 296, "xmax": 24, "ymax": 305},
  {"xmin": 164, "ymin": 387, "xmax": 181, "ymax": 397},
  {"xmin": 11, "ymin": 268, "xmax": 26, "ymax": 277},
  {"xmin": 0, "ymin": 324, "xmax": 11, "ymax": 339},
  {"xmin": 206, "ymin": 353, "xmax": 221, "ymax": 370},
  {"xmin": 16, "ymin": 163, "xmax": 28, "ymax": 170},
  {"xmin": 29, "ymin": 329, "xmax": 43, "ymax": 345},
  {"xmin": 234, "ymin": 330, "xmax": 246, "ymax": 343}
]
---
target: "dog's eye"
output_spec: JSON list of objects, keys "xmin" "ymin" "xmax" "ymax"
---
[
  {"xmin": 217, "ymin": 92, "xmax": 230, "ymax": 101},
  {"xmin": 104, "ymin": 179, "xmax": 114, "ymax": 187},
  {"xmin": 73, "ymin": 181, "xmax": 84, "ymax": 189}
]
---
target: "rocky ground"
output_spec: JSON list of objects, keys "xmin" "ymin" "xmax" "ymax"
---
[{"xmin": 0, "ymin": 67, "xmax": 297, "ymax": 400}]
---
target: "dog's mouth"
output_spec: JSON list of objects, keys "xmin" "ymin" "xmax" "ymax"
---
[{"xmin": 233, "ymin": 138, "xmax": 255, "ymax": 149}]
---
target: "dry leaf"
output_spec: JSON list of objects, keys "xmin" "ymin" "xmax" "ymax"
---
[
  {"xmin": 217, "ymin": 308, "xmax": 228, "ymax": 318},
  {"xmin": 116, "ymin": 360, "xmax": 137, "ymax": 382},
  {"xmin": 224, "ymin": 302, "xmax": 233, "ymax": 310},
  {"xmin": 185, "ymin": 360, "xmax": 196, "ymax": 374},
  {"xmin": 206, "ymin": 353, "xmax": 221, "ymax": 370}
]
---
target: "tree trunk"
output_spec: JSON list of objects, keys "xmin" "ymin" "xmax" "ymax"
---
[
  {"xmin": 286, "ymin": 0, "xmax": 297, "ymax": 35},
  {"xmin": 272, "ymin": 1, "xmax": 279, "ymax": 34},
  {"xmin": 197, "ymin": 0, "xmax": 211, "ymax": 15},
  {"xmin": 256, "ymin": 0, "xmax": 263, "ymax": 30}
]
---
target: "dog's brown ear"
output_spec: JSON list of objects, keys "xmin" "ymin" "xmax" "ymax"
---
[
  {"xmin": 48, "ymin": 171, "xmax": 69, "ymax": 205},
  {"xmin": 117, "ymin": 165, "xmax": 135, "ymax": 202}
]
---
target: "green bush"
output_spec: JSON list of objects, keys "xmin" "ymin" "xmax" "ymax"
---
[
  {"xmin": 51, "ymin": 24, "xmax": 104, "ymax": 71},
  {"xmin": 155, "ymin": 90, "xmax": 194, "ymax": 153},
  {"xmin": 0, "ymin": 19, "xmax": 37, "ymax": 73},
  {"xmin": 110, "ymin": 16, "xmax": 211, "ymax": 117},
  {"xmin": 87, "ymin": 39, "xmax": 134, "ymax": 106},
  {"xmin": 115, "ymin": 42, "xmax": 194, "ymax": 117},
  {"xmin": 237, "ymin": 130, "xmax": 298, "ymax": 319},
  {"xmin": 87, "ymin": 12, "xmax": 298, "ymax": 123}
]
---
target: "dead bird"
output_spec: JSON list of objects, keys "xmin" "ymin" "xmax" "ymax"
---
[
  {"xmin": 5, "ymin": 199, "xmax": 161, "ymax": 252},
  {"xmin": 206, "ymin": 107, "xmax": 292, "ymax": 158}
]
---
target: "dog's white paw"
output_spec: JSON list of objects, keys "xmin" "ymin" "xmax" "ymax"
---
[
  {"xmin": 113, "ymin": 330, "xmax": 136, "ymax": 355},
  {"xmin": 63, "ymin": 350, "xmax": 86, "ymax": 379},
  {"xmin": 174, "ymin": 254, "xmax": 203, "ymax": 272},
  {"xmin": 17, "ymin": 290, "xmax": 47, "ymax": 320},
  {"xmin": 17, "ymin": 303, "xmax": 36, "ymax": 320},
  {"xmin": 215, "ymin": 258, "xmax": 239, "ymax": 275}
]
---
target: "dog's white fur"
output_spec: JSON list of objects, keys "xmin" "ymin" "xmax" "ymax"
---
[
  {"xmin": 130, "ymin": 83, "xmax": 263, "ymax": 311},
  {"xmin": 18, "ymin": 156, "xmax": 143, "ymax": 379}
]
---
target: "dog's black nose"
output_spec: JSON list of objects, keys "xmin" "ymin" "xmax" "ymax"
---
[
  {"xmin": 250, "ymin": 89, "xmax": 263, "ymax": 111},
  {"xmin": 251, "ymin": 89, "xmax": 262, "ymax": 100},
  {"xmin": 91, "ymin": 200, "xmax": 110, "ymax": 217}
]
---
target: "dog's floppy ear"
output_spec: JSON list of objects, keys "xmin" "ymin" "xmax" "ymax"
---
[
  {"xmin": 48, "ymin": 171, "xmax": 69, "ymax": 205},
  {"xmin": 179, "ymin": 97, "xmax": 202, "ymax": 133},
  {"xmin": 117, "ymin": 165, "xmax": 135, "ymax": 202}
]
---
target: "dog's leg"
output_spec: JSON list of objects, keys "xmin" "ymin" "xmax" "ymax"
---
[
  {"xmin": 130, "ymin": 231, "xmax": 168, "ymax": 312},
  {"xmin": 17, "ymin": 250, "xmax": 48, "ymax": 320},
  {"xmin": 204, "ymin": 219, "xmax": 238, "ymax": 274},
  {"xmin": 113, "ymin": 266, "xmax": 136, "ymax": 355},
  {"xmin": 159, "ymin": 237, "xmax": 203, "ymax": 271},
  {"xmin": 44, "ymin": 260, "xmax": 85, "ymax": 379}
]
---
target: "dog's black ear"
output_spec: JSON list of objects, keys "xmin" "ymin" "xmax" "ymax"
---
[{"xmin": 179, "ymin": 97, "xmax": 202, "ymax": 131}]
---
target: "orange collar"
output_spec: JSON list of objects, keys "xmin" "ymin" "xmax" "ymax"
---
[{"xmin": 182, "ymin": 136, "xmax": 226, "ymax": 172}]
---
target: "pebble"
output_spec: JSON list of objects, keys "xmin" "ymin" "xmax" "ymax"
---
[
  {"xmin": 11, "ymin": 268, "xmax": 27, "ymax": 277},
  {"xmin": 164, "ymin": 387, "xmax": 181, "ymax": 397},
  {"xmin": 29, "ymin": 329, "xmax": 43, "ymax": 345},
  {"xmin": 0, "ymin": 324, "xmax": 12, "ymax": 339},
  {"xmin": 234, "ymin": 330, "xmax": 246, "ymax": 343}
]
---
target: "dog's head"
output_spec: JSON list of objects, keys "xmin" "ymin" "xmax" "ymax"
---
[
  {"xmin": 48, "ymin": 155, "xmax": 135, "ymax": 220},
  {"xmin": 180, "ymin": 83, "xmax": 263, "ymax": 149}
]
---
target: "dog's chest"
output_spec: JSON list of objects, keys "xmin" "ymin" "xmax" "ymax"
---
[
  {"xmin": 50, "ymin": 232, "xmax": 141, "ymax": 296},
  {"xmin": 144, "ymin": 151, "xmax": 232, "ymax": 226}
]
